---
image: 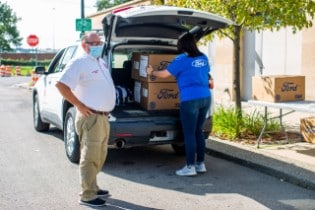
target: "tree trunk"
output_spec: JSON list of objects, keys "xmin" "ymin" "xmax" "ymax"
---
[{"xmin": 233, "ymin": 25, "xmax": 242, "ymax": 137}]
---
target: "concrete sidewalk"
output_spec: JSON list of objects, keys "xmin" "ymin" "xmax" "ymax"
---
[
  {"xmin": 206, "ymin": 135, "xmax": 315, "ymax": 191},
  {"xmin": 205, "ymin": 101, "xmax": 315, "ymax": 190}
]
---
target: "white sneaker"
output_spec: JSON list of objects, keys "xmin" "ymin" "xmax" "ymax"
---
[
  {"xmin": 176, "ymin": 165, "xmax": 197, "ymax": 176},
  {"xmin": 195, "ymin": 162, "xmax": 207, "ymax": 173}
]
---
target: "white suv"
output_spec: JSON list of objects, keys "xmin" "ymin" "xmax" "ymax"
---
[{"xmin": 32, "ymin": 5, "xmax": 232, "ymax": 163}]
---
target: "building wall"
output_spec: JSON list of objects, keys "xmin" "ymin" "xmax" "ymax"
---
[
  {"xmin": 1, "ymin": 52, "xmax": 56, "ymax": 61},
  {"xmin": 214, "ymin": 22, "xmax": 315, "ymax": 102},
  {"xmin": 301, "ymin": 25, "xmax": 315, "ymax": 99},
  {"xmin": 87, "ymin": 0, "xmax": 150, "ymax": 31},
  {"xmin": 208, "ymin": 38, "xmax": 234, "ymax": 103}
]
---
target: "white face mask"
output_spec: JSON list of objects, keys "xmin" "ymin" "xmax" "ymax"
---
[{"xmin": 89, "ymin": 45, "xmax": 103, "ymax": 58}]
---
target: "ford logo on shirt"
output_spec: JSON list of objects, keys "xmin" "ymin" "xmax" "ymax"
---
[{"xmin": 192, "ymin": 59, "xmax": 207, "ymax": 68}]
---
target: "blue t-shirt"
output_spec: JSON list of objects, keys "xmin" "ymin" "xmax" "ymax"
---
[{"xmin": 167, "ymin": 53, "xmax": 210, "ymax": 102}]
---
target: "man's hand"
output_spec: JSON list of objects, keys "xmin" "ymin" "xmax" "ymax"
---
[
  {"xmin": 55, "ymin": 81, "xmax": 92, "ymax": 117},
  {"xmin": 76, "ymin": 103, "xmax": 94, "ymax": 117}
]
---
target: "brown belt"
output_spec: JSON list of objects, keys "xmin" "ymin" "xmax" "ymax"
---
[{"xmin": 90, "ymin": 109, "xmax": 110, "ymax": 116}]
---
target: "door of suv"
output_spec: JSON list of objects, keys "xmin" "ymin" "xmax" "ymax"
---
[{"xmin": 43, "ymin": 46, "xmax": 78, "ymax": 126}]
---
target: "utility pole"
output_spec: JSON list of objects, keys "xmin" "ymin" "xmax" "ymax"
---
[{"xmin": 80, "ymin": 0, "xmax": 85, "ymax": 38}]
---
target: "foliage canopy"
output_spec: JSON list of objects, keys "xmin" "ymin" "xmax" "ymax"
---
[
  {"xmin": 0, "ymin": 1, "xmax": 22, "ymax": 51},
  {"xmin": 96, "ymin": 0, "xmax": 132, "ymax": 11},
  {"xmin": 164, "ymin": 0, "xmax": 315, "ymax": 40}
]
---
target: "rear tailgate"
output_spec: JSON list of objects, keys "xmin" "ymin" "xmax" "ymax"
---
[{"xmin": 103, "ymin": 5, "xmax": 233, "ymax": 44}]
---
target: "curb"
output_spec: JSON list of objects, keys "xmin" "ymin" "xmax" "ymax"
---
[{"xmin": 206, "ymin": 138, "xmax": 315, "ymax": 191}]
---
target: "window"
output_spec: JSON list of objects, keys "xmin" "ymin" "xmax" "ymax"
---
[{"xmin": 50, "ymin": 46, "xmax": 77, "ymax": 73}]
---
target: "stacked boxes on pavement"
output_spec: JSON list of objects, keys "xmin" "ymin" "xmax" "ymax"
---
[{"xmin": 132, "ymin": 53, "xmax": 180, "ymax": 110}]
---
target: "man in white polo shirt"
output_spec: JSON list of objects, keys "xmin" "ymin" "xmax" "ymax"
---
[{"xmin": 56, "ymin": 32, "xmax": 115, "ymax": 207}]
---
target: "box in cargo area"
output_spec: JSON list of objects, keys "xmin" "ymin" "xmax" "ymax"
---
[
  {"xmin": 131, "ymin": 53, "xmax": 141, "ymax": 80},
  {"xmin": 132, "ymin": 53, "xmax": 177, "ymax": 82},
  {"xmin": 300, "ymin": 117, "xmax": 315, "ymax": 144},
  {"xmin": 252, "ymin": 75, "xmax": 305, "ymax": 102},
  {"xmin": 140, "ymin": 82, "xmax": 180, "ymax": 110}
]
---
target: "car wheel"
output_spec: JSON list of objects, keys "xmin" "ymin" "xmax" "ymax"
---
[
  {"xmin": 64, "ymin": 107, "xmax": 80, "ymax": 163},
  {"xmin": 33, "ymin": 94, "xmax": 49, "ymax": 132},
  {"xmin": 171, "ymin": 143, "xmax": 186, "ymax": 155}
]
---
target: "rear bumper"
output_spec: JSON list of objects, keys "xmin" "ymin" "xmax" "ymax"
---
[{"xmin": 108, "ymin": 116, "xmax": 212, "ymax": 147}]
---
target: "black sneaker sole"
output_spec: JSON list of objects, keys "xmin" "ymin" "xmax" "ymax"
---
[{"xmin": 79, "ymin": 200, "xmax": 106, "ymax": 207}]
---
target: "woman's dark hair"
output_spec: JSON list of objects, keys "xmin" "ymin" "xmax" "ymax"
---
[{"xmin": 177, "ymin": 33, "xmax": 202, "ymax": 57}]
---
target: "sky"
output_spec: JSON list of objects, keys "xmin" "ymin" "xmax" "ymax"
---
[{"xmin": 4, "ymin": 0, "xmax": 98, "ymax": 50}]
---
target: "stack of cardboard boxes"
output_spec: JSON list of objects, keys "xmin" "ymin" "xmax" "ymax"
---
[{"xmin": 132, "ymin": 53, "xmax": 180, "ymax": 110}]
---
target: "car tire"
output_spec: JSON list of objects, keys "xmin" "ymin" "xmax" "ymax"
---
[
  {"xmin": 64, "ymin": 107, "xmax": 80, "ymax": 163},
  {"xmin": 33, "ymin": 94, "xmax": 50, "ymax": 132},
  {"xmin": 171, "ymin": 143, "xmax": 186, "ymax": 155}
]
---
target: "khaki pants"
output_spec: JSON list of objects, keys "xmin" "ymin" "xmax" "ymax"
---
[{"xmin": 75, "ymin": 112, "xmax": 110, "ymax": 201}]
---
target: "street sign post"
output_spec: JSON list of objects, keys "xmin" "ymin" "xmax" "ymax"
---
[
  {"xmin": 26, "ymin": 34, "xmax": 39, "ymax": 66},
  {"xmin": 76, "ymin": 18, "xmax": 92, "ymax": 31},
  {"xmin": 27, "ymin": 34, "xmax": 39, "ymax": 47}
]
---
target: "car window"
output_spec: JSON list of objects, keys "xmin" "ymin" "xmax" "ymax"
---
[
  {"xmin": 50, "ymin": 46, "xmax": 77, "ymax": 73},
  {"xmin": 112, "ymin": 53, "xmax": 129, "ymax": 68}
]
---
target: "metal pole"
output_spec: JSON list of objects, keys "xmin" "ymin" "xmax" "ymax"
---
[
  {"xmin": 80, "ymin": 0, "xmax": 85, "ymax": 38},
  {"xmin": 52, "ymin": 8, "xmax": 55, "ymax": 51},
  {"xmin": 81, "ymin": 0, "xmax": 85, "ymax": 18}
]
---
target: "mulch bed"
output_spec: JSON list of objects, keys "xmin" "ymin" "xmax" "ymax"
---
[{"xmin": 213, "ymin": 131, "xmax": 304, "ymax": 146}]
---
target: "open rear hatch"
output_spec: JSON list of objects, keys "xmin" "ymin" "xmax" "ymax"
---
[{"xmin": 102, "ymin": 5, "xmax": 233, "ymax": 46}]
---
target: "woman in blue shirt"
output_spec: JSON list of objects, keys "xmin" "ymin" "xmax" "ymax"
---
[{"xmin": 146, "ymin": 33, "xmax": 211, "ymax": 176}]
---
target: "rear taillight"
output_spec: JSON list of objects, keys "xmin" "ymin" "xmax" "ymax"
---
[{"xmin": 112, "ymin": 6, "xmax": 132, "ymax": 14}]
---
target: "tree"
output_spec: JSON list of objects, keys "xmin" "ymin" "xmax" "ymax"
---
[
  {"xmin": 156, "ymin": 0, "xmax": 315, "ymax": 136},
  {"xmin": 96, "ymin": 0, "xmax": 132, "ymax": 11},
  {"xmin": 0, "ymin": 1, "xmax": 22, "ymax": 52}
]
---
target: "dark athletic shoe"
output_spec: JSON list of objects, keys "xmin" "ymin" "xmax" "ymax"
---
[
  {"xmin": 97, "ymin": 189, "xmax": 111, "ymax": 198},
  {"xmin": 79, "ymin": 198, "xmax": 106, "ymax": 207}
]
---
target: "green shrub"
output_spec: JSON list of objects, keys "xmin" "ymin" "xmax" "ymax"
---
[
  {"xmin": 212, "ymin": 106, "xmax": 281, "ymax": 141},
  {"xmin": 1, "ymin": 58, "xmax": 51, "ymax": 66},
  {"xmin": 212, "ymin": 106, "xmax": 245, "ymax": 140}
]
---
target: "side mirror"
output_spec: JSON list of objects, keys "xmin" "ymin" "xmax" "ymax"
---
[{"xmin": 34, "ymin": 66, "xmax": 46, "ymax": 74}]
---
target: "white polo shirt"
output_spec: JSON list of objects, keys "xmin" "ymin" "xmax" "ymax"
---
[{"xmin": 59, "ymin": 53, "xmax": 116, "ymax": 112}]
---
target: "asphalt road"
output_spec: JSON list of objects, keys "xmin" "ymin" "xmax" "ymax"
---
[{"xmin": 0, "ymin": 76, "xmax": 314, "ymax": 210}]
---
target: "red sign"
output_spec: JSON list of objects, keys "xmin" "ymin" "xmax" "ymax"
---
[{"xmin": 27, "ymin": 34, "xmax": 39, "ymax": 47}]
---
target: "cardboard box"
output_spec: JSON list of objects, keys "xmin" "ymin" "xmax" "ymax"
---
[
  {"xmin": 300, "ymin": 117, "xmax": 315, "ymax": 144},
  {"xmin": 132, "ymin": 53, "xmax": 177, "ymax": 82},
  {"xmin": 131, "ymin": 53, "xmax": 141, "ymax": 80},
  {"xmin": 252, "ymin": 75, "xmax": 305, "ymax": 102},
  {"xmin": 140, "ymin": 82, "xmax": 180, "ymax": 110}
]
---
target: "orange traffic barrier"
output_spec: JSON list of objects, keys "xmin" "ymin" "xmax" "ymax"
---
[
  {"xmin": 31, "ymin": 70, "xmax": 39, "ymax": 85},
  {"xmin": 5, "ymin": 66, "xmax": 11, "ymax": 77},
  {"xmin": 16, "ymin": 66, "xmax": 21, "ymax": 76},
  {"xmin": 0, "ymin": 65, "xmax": 5, "ymax": 77}
]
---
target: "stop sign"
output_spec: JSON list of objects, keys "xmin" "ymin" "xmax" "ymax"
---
[{"xmin": 27, "ymin": 34, "xmax": 39, "ymax": 47}]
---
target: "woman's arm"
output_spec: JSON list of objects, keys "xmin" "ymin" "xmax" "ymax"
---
[{"xmin": 146, "ymin": 65, "xmax": 171, "ymax": 78}]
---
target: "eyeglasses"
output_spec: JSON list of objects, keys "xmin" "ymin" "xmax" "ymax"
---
[{"xmin": 85, "ymin": 41, "xmax": 103, "ymax": 46}]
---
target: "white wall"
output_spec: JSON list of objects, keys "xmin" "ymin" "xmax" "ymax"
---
[
  {"xmin": 256, "ymin": 29, "xmax": 302, "ymax": 76},
  {"xmin": 241, "ymin": 28, "xmax": 303, "ymax": 100}
]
